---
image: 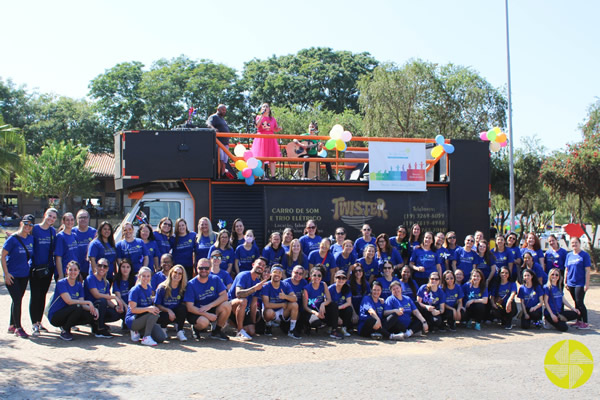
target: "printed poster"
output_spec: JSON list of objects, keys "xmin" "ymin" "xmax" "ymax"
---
[{"xmin": 368, "ymin": 142, "xmax": 426, "ymax": 191}]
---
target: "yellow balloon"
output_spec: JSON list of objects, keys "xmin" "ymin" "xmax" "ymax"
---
[
  {"xmin": 431, "ymin": 146, "xmax": 443, "ymax": 158},
  {"xmin": 493, "ymin": 127, "xmax": 501, "ymax": 134},
  {"xmin": 235, "ymin": 160, "xmax": 247, "ymax": 170},
  {"xmin": 336, "ymin": 139, "xmax": 346, "ymax": 151}
]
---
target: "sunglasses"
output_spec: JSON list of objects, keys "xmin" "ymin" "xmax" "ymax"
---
[
  {"xmin": 173, "ymin": 271, "xmax": 183, "ymax": 275},
  {"xmin": 211, "ymin": 256, "xmax": 222, "ymax": 260},
  {"xmin": 448, "ymin": 236, "xmax": 456, "ymax": 239},
  {"xmin": 23, "ymin": 222, "xmax": 34, "ymax": 227},
  {"xmin": 430, "ymin": 278, "xmax": 439, "ymax": 281},
  {"xmin": 383, "ymin": 266, "xmax": 393, "ymax": 270},
  {"xmin": 362, "ymin": 228, "xmax": 371, "ymax": 231},
  {"xmin": 354, "ymin": 269, "xmax": 363, "ymax": 273},
  {"xmin": 312, "ymin": 274, "xmax": 322, "ymax": 278},
  {"xmin": 335, "ymin": 232, "xmax": 345, "ymax": 235},
  {"xmin": 335, "ymin": 276, "xmax": 347, "ymax": 280},
  {"xmin": 98, "ymin": 264, "xmax": 109, "ymax": 269},
  {"xmin": 162, "ymin": 223, "xmax": 172, "ymax": 227},
  {"xmin": 307, "ymin": 226, "xmax": 316, "ymax": 229},
  {"xmin": 198, "ymin": 267, "xmax": 210, "ymax": 271}
]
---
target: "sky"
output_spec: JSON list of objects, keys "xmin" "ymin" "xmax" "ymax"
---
[{"xmin": 2, "ymin": 0, "xmax": 599, "ymax": 151}]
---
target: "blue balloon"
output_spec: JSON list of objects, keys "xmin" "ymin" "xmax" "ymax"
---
[
  {"xmin": 236, "ymin": 171, "xmax": 244, "ymax": 180},
  {"xmin": 245, "ymin": 175, "xmax": 255, "ymax": 186},
  {"xmin": 442, "ymin": 143, "xmax": 455, "ymax": 154},
  {"xmin": 253, "ymin": 167, "xmax": 264, "ymax": 177},
  {"xmin": 256, "ymin": 160, "xmax": 263, "ymax": 168},
  {"xmin": 435, "ymin": 134, "xmax": 445, "ymax": 146}
]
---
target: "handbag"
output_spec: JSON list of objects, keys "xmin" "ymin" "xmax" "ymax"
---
[
  {"xmin": 30, "ymin": 232, "xmax": 54, "ymax": 279},
  {"xmin": 14, "ymin": 234, "xmax": 48, "ymax": 278}
]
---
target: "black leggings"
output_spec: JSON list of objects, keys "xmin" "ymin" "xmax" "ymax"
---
[
  {"xmin": 521, "ymin": 307, "xmax": 543, "ymax": 329},
  {"xmin": 464, "ymin": 302, "xmax": 486, "ymax": 323},
  {"xmin": 94, "ymin": 298, "xmax": 124, "ymax": 330},
  {"xmin": 7, "ymin": 276, "xmax": 29, "ymax": 329},
  {"xmin": 302, "ymin": 154, "xmax": 335, "ymax": 180},
  {"xmin": 490, "ymin": 300, "xmax": 518, "ymax": 327},
  {"xmin": 29, "ymin": 273, "xmax": 53, "ymax": 324},
  {"xmin": 50, "ymin": 304, "xmax": 95, "ymax": 332},
  {"xmin": 417, "ymin": 305, "xmax": 444, "ymax": 330},
  {"xmin": 157, "ymin": 303, "xmax": 187, "ymax": 329},
  {"xmin": 306, "ymin": 302, "xmax": 339, "ymax": 329},
  {"xmin": 359, "ymin": 315, "xmax": 392, "ymax": 337},
  {"xmin": 567, "ymin": 286, "xmax": 587, "ymax": 323},
  {"xmin": 544, "ymin": 310, "xmax": 579, "ymax": 332},
  {"xmin": 385, "ymin": 314, "xmax": 423, "ymax": 334},
  {"xmin": 337, "ymin": 306, "xmax": 353, "ymax": 329}
]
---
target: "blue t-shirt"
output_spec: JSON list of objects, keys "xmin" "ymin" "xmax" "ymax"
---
[
  {"xmin": 48, "ymin": 278, "xmax": 83, "ymax": 321},
  {"xmin": 54, "ymin": 231, "xmax": 78, "ymax": 275},
  {"xmin": 261, "ymin": 281, "xmax": 293, "ymax": 306},
  {"xmin": 491, "ymin": 248, "xmax": 514, "ymax": 270},
  {"xmin": 357, "ymin": 257, "xmax": 379, "ymax": 281},
  {"xmin": 517, "ymin": 284, "xmax": 543, "ymax": 309},
  {"xmin": 299, "ymin": 235, "xmax": 322, "ymax": 256},
  {"xmin": 400, "ymin": 280, "xmax": 418, "ymax": 301},
  {"xmin": 376, "ymin": 276, "xmax": 400, "ymax": 299},
  {"xmin": 228, "ymin": 271, "xmax": 260, "ymax": 300},
  {"xmin": 142, "ymin": 240, "xmax": 160, "ymax": 271},
  {"xmin": 155, "ymin": 285, "xmax": 183, "ymax": 310},
  {"xmin": 436, "ymin": 247, "xmax": 453, "ymax": 269},
  {"xmin": 565, "ymin": 250, "xmax": 591, "ymax": 287},
  {"xmin": 195, "ymin": 234, "xmax": 216, "ymax": 260},
  {"xmin": 443, "ymin": 285, "xmax": 464, "ymax": 308},
  {"xmin": 328, "ymin": 284, "xmax": 351, "ymax": 307},
  {"xmin": 308, "ymin": 250, "xmax": 336, "ymax": 281},
  {"xmin": 520, "ymin": 248, "xmax": 544, "ymax": 265},
  {"xmin": 236, "ymin": 244, "xmax": 260, "ymax": 272},
  {"xmin": 112, "ymin": 278, "xmax": 132, "ymax": 302},
  {"xmin": 87, "ymin": 239, "xmax": 117, "ymax": 278},
  {"xmin": 281, "ymin": 255, "xmax": 308, "ymax": 277},
  {"xmin": 153, "ymin": 232, "xmax": 172, "ymax": 256},
  {"xmin": 473, "ymin": 254, "xmax": 496, "ymax": 279},
  {"xmin": 376, "ymin": 248, "xmax": 403, "ymax": 272},
  {"xmin": 390, "ymin": 237, "xmax": 411, "ymax": 260},
  {"xmin": 544, "ymin": 285, "xmax": 564, "ymax": 315},
  {"xmin": 171, "ymin": 232, "xmax": 197, "ymax": 267},
  {"xmin": 151, "ymin": 271, "xmax": 167, "ymax": 292},
  {"xmin": 410, "ymin": 248, "xmax": 440, "ymax": 279},
  {"xmin": 462, "ymin": 282, "xmax": 489, "ymax": 305},
  {"xmin": 185, "ymin": 275, "xmax": 227, "ymax": 307},
  {"xmin": 125, "ymin": 284, "xmax": 154, "ymax": 328},
  {"xmin": 354, "ymin": 237, "xmax": 376, "ymax": 256},
  {"xmin": 116, "ymin": 238, "xmax": 148, "ymax": 273},
  {"xmin": 358, "ymin": 295, "xmax": 384, "ymax": 332},
  {"xmin": 490, "ymin": 281, "xmax": 517, "ymax": 307},
  {"xmin": 3, "ymin": 234, "xmax": 33, "ymax": 278},
  {"xmin": 262, "ymin": 246, "xmax": 286, "ymax": 267},
  {"xmin": 507, "ymin": 245, "xmax": 522, "ymax": 263},
  {"xmin": 208, "ymin": 246, "xmax": 236, "ymax": 272},
  {"xmin": 335, "ymin": 251, "xmax": 357, "ymax": 274},
  {"xmin": 544, "ymin": 248, "xmax": 568, "ymax": 273},
  {"xmin": 210, "ymin": 269, "xmax": 233, "ymax": 288},
  {"xmin": 454, "ymin": 247, "xmax": 477, "ymax": 277},
  {"xmin": 303, "ymin": 281, "xmax": 327, "ymax": 311},
  {"xmin": 72, "ymin": 227, "xmax": 96, "ymax": 275},
  {"xmin": 84, "ymin": 274, "xmax": 111, "ymax": 302},
  {"xmin": 384, "ymin": 294, "xmax": 416, "ymax": 327},
  {"xmin": 283, "ymin": 277, "xmax": 308, "ymax": 303},
  {"xmin": 32, "ymin": 224, "xmax": 56, "ymax": 269},
  {"xmin": 416, "ymin": 284, "xmax": 446, "ymax": 309},
  {"xmin": 525, "ymin": 262, "xmax": 548, "ymax": 285}
]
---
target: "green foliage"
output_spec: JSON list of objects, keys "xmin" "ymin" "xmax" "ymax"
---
[
  {"xmin": 0, "ymin": 116, "xmax": 26, "ymax": 181},
  {"xmin": 242, "ymin": 47, "xmax": 378, "ymax": 114},
  {"xmin": 358, "ymin": 60, "xmax": 507, "ymax": 139},
  {"xmin": 14, "ymin": 140, "xmax": 96, "ymax": 212}
]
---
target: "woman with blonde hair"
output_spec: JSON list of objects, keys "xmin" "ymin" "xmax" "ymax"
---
[
  {"xmin": 126, "ymin": 267, "xmax": 167, "ymax": 346},
  {"xmin": 155, "ymin": 265, "xmax": 188, "ymax": 341}
]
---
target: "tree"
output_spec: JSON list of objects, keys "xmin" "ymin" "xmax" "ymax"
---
[
  {"xmin": 0, "ymin": 117, "xmax": 26, "ymax": 184},
  {"xmin": 14, "ymin": 141, "xmax": 96, "ymax": 212},
  {"xmin": 242, "ymin": 47, "xmax": 378, "ymax": 114},
  {"xmin": 357, "ymin": 60, "xmax": 507, "ymax": 139}
]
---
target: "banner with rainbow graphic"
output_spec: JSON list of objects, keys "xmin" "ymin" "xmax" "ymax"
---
[{"xmin": 368, "ymin": 142, "xmax": 426, "ymax": 192}]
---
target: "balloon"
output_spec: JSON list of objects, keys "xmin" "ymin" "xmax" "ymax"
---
[
  {"xmin": 318, "ymin": 149, "xmax": 327, "ymax": 158},
  {"xmin": 245, "ymin": 175, "xmax": 255, "ymax": 186},
  {"xmin": 487, "ymin": 130, "xmax": 497, "ymax": 141},
  {"xmin": 493, "ymin": 126, "xmax": 501, "ymax": 134},
  {"xmin": 256, "ymin": 160, "xmax": 263, "ymax": 168},
  {"xmin": 243, "ymin": 150, "xmax": 254, "ymax": 161},
  {"xmin": 479, "ymin": 131, "xmax": 488, "ymax": 141},
  {"xmin": 325, "ymin": 139, "xmax": 336, "ymax": 150},
  {"xmin": 489, "ymin": 141, "xmax": 501, "ymax": 152},
  {"xmin": 341, "ymin": 130, "xmax": 353, "ymax": 142},
  {"xmin": 500, "ymin": 141, "xmax": 508, "ymax": 148},
  {"xmin": 336, "ymin": 140, "xmax": 346, "ymax": 151},
  {"xmin": 330, "ymin": 124, "xmax": 344, "ymax": 140},
  {"xmin": 431, "ymin": 146, "xmax": 444, "ymax": 158},
  {"xmin": 247, "ymin": 157, "xmax": 258, "ymax": 169},
  {"xmin": 253, "ymin": 167, "xmax": 264, "ymax": 177},
  {"xmin": 236, "ymin": 171, "xmax": 243, "ymax": 180},
  {"xmin": 435, "ymin": 134, "xmax": 445, "ymax": 146},
  {"xmin": 235, "ymin": 160, "xmax": 247, "ymax": 170},
  {"xmin": 234, "ymin": 144, "xmax": 246, "ymax": 157},
  {"xmin": 495, "ymin": 132, "xmax": 507, "ymax": 143},
  {"xmin": 242, "ymin": 167, "xmax": 253, "ymax": 178},
  {"xmin": 442, "ymin": 143, "xmax": 455, "ymax": 154}
]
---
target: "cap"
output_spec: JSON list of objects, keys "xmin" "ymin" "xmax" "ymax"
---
[
  {"xmin": 334, "ymin": 270, "xmax": 347, "ymax": 278},
  {"xmin": 22, "ymin": 214, "xmax": 35, "ymax": 224}
]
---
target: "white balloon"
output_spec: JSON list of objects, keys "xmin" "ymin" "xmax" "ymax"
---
[
  {"xmin": 489, "ymin": 141, "xmax": 501, "ymax": 152},
  {"xmin": 330, "ymin": 124, "xmax": 344, "ymax": 140},
  {"xmin": 234, "ymin": 144, "xmax": 246, "ymax": 157}
]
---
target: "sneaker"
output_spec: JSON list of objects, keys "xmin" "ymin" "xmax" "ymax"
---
[
  {"xmin": 59, "ymin": 330, "xmax": 73, "ymax": 341},
  {"xmin": 543, "ymin": 320, "xmax": 551, "ymax": 330},
  {"xmin": 578, "ymin": 322, "xmax": 590, "ymax": 330},
  {"xmin": 95, "ymin": 329, "xmax": 114, "ymax": 338},
  {"xmin": 209, "ymin": 329, "xmax": 229, "ymax": 341},
  {"xmin": 7, "ymin": 325, "xmax": 16, "ymax": 334},
  {"xmin": 32, "ymin": 324, "xmax": 41, "ymax": 337},
  {"xmin": 534, "ymin": 321, "xmax": 542, "ymax": 330},
  {"xmin": 288, "ymin": 330, "xmax": 302, "ymax": 340},
  {"xmin": 466, "ymin": 320, "xmax": 473, "ymax": 329},
  {"xmin": 340, "ymin": 327, "xmax": 351, "ymax": 337},
  {"xmin": 329, "ymin": 329, "xmax": 343, "ymax": 340},
  {"xmin": 264, "ymin": 325, "xmax": 273, "ymax": 336},
  {"xmin": 504, "ymin": 324, "xmax": 513, "ymax": 330},
  {"xmin": 474, "ymin": 322, "xmax": 481, "ymax": 331},
  {"xmin": 193, "ymin": 328, "xmax": 201, "ymax": 340},
  {"xmin": 237, "ymin": 329, "xmax": 252, "ymax": 341},
  {"xmin": 370, "ymin": 332, "xmax": 383, "ymax": 340},
  {"xmin": 448, "ymin": 323, "xmax": 457, "ymax": 332},
  {"xmin": 177, "ymin": 330, "xmax": 188, "ymax": 342},
  {"xmin": 130, "ymin": 330, "xmax": 141, "ymax": 342},
  {"xmin": 141, "ymin": 336, "xmax": 157, "ymax": 346},
  {"xmin": 439, "ymin": 325, "xmax": 446, "ymax": 332},
  {"xmin": 405, "ymin": 329, "xmax": 413, "ymax": 338},
  {"xmin": 390, "ymin": 332, "xmax": 405, "ymax": 341},
  {"xmin": 14, "ymin": 328, "xmax": 29, "ymax": 338}
]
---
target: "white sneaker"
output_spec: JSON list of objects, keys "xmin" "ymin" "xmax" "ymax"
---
[
  {"xmin": 141, "ymin": 336, "xmax": 157, "ymax": 346},
  {"xmin": 177, "ymin": 330, "xmax": 188, "ymax": 342},
  {"xmin": 405, "ymin": 329, "xmax": 413, "ymax": 338},
  {"xmin": 130, "ymin": 330, "xmax": 141, "ymax": 342},
  {"xmin": 236, "ymin": 329, "xmax": 252, "ymax": 341},
  {"xmin": 390, "ymin": 332, "xmax": 405, "ymax": 341},
  {"xmin": 340, "ymin": 327, "xmax": 351, "ymax": 337}
]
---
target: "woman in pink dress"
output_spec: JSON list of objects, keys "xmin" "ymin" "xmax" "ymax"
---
[{"xmin": 252, "ymin": 103, "xmax": 282, "ymax": 179}]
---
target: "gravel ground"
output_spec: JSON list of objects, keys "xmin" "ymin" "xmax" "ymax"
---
[{"xmin": 0, "ymin": 277, "xmax": 598, "ymax": 399}]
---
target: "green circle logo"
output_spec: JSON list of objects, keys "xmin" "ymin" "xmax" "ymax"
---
[{"xmin": 544, "ymin": 340, "xmax": 593, "ymax": 389}]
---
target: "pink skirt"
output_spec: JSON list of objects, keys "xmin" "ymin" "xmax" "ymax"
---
[{"xmin": 251, "ymin": 133, "xmax": 281, "ymax": 163}]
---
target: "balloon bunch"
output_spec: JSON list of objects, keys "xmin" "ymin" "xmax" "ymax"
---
[
  {"xmin": 233, "ymin": 144, "xmax": 263, "ymax": 185},
  {"xmin": 324, "ymin": 124, "xmax": 353, "ymax": 152},
  {"xmin": 479, "ymin": 127, "xmax": 508, "ymax": 152},
  {"xmin": 431, "ymin": 135, "xmax": 455, "ymax": 158}
]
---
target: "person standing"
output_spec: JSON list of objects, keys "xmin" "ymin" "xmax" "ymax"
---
[
  {"xmin": 252, "ymin": 102, "xmax": 281, "ymax": 179},
  {"xmin": 72, "ymin": 209, "xmax": 97, "ymax": 280},
  {"xmin": 207, "ymin": 104, "xmax": 231, "ymax": 178},
  {"xmin": 564, "ymin": 237, "xmax": 591, "ymax": 329}
]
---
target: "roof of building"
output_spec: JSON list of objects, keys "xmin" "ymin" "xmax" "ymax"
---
[{"xmin": 86, "ymin": 153, "xmax": 114, "ymax": 178}]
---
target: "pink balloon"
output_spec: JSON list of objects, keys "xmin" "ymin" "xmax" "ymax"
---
[
  {"xmin": 243, "ymin": 150, "xmax": 254, "ymax": 161},
  {"xmin": 500, "ymin": 141, "xmax": 508, "ymax": 148},
  {"xmin": 246, "ymin": 157, "xmax": 258, "ymax": 169},
  {"xmin": 479, "ymin": 132, "xmax": 488, "ymax": 141},
  {"xmin": 341, "ymin": 130, "xmax": 353, "ymax": 142},
  {"xmin": 242, "ymin": 168, "xmax": 253, "ymax": 178}
]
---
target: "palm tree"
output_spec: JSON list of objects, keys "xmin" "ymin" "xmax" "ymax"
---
[{"xmin": 0, "ymin": 116, "xmax": 26, "ymax": 183}]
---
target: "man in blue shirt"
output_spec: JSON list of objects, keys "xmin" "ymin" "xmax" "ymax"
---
[{"xmin": 229, "ymin": 257, "xmax": 268, "ymax": 340}]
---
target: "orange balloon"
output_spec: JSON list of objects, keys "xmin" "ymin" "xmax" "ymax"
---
[{"xmin": 495, "ymin": 132, "xmax": 507, "ymax": 143}]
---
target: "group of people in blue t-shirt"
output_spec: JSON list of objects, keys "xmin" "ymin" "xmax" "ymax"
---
[{"xmin": 2, "ymin": 211, "xmax": 593, "ymax": 344}]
